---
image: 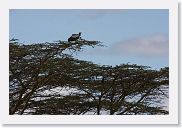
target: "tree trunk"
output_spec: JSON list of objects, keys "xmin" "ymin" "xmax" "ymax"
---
[{"xmin": 97, "ymin": 97, "xmax": 102, "ymax": 115}]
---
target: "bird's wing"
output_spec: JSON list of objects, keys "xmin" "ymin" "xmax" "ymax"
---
[{"xmin": 71, "ymin": 34, "xmax": 79, "ymax": 38}]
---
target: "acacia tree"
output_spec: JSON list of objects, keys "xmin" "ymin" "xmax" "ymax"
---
[
  {"xmin": 9, "ymin": 39, "xmax": 102, "ymax": 115},
  {"xmin": 9, "ymin": 40, "xmax": 169, "ymax": 115},
  {"xmin": 75, "ymin": 64, "xmax": 169, "ymax": 115},
  {"xmin": 105, "ymin": 65, "xmax": 169, "ymax": 115}
]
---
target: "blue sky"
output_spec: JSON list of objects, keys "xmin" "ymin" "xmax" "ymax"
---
[{"xmin": 9, "ymin": 9, "xmax": 169, "ymax": 69}]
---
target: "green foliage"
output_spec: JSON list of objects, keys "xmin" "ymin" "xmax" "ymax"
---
[{"xmin": 9, "ymin": 39, "xmax": 169, "ymax": 115}]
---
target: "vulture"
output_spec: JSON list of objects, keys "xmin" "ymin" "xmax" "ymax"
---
[{"xmin": 68, "ymin": 32, "xmax": 81, "ymax": 42}]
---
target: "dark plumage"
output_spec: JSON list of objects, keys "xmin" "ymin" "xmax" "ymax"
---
[{"xmin": 68, "ymin": 32, "xmax": 81, "ymax": 42}]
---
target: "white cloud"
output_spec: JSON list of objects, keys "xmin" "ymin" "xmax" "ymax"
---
[
  {"xmin": 78, "ymin": 10, "xmax": 124, "ymax": 20},
  {"xmin": 81, "ymin": 34, "xmax": 169, "ymax": 58},
  {"xmin": 111, "ymin": 34, "xmax": 169, "ymax": 57}
]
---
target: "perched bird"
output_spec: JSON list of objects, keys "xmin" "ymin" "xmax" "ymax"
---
[{"xmin": 68, "ymin": 32, "xmax": 81, "ymax": 42}]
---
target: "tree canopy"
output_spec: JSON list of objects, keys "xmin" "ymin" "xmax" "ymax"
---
[{"xmin": 9, "ymin": 39, "xmax": 169, "ymax": 115}]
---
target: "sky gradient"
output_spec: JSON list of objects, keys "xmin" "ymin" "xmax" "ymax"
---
[{"xmin": 9, "ymin": 9, "xmax": 169, "ymax": 69}]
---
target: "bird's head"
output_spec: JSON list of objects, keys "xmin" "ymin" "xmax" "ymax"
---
[{"xmin": 79, "ymin": 32, "xmax": 82, "ymax": 36}]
